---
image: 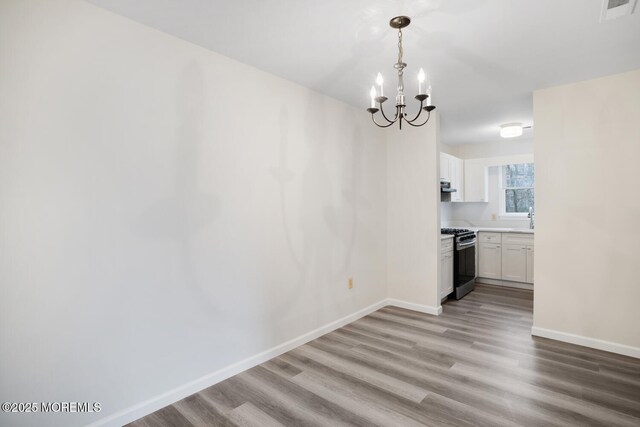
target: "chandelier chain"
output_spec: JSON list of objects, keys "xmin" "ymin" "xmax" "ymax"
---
[{"xmin": 397, "ymin": 29, "xmax": 403, "ymax": 64}]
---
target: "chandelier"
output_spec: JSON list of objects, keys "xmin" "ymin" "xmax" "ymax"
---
[{"xmin": 366, "ymin": 16, "xmax": 436, "ymax": 129}]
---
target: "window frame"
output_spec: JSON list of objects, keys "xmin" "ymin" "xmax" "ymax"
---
[{"xmin": 498, "ymin": 163, "xmax": 535, "ymax": 218}]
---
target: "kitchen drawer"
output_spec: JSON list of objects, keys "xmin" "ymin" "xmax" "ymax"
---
[
  {"xmin": 441, "ymin": 238, "xmax": 454, "ymax": 253},
  {"xmin": 502, "ymin": 233, "xmax": 534, "ymax": 246},
  {"xmin": 478, "ymin": 232, "xmax": 502, "ymax": 243}
]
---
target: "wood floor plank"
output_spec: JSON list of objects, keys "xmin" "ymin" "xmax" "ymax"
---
[
  {"xmin": 278, "ymin": 351, "xmax": 452, "ymax": 426},
  {"xmin": 451, "ymin": 362, "xmax": 640, "ymax": 427},
  {"xmin": 227, "ymin": 402, "xmax": 284, "ymax": 427},
  {"xmin": 338, "ymin": 323, "xmax": 416, "ymax": 349},
  {"xmin": 198, "ymin": 378, "xmax": 247, "ymax": 410},
  {"xmin": 338, "ymin": 343, "xmax": 530, "ymax": 422},
  {"xmin": 129, "ymin": 285, "xmax": 640, "ymax": 427},
  {"xmin": 260, "ymin": 357, "xmax": 303, "ymax": 380},
  {"xmin": 293, "ymin": 343, "xmax": 429, "ymax": 403},
  {"xmin": 173, "ymin": 394, "xmax": 237, "ymax": 427},
  {"xmin": 242, "ymin": 365, "xmax": 373, "ymax": 427},
  {"xmin": 518, "ymin": 357, "xmax": 640, "ymax": 400},
  {"xmin": 418, "ymin": 393, "xmax": 519, "ymax": 427},
  {"xmin": 467, "ymin": 339, "xmax": 603, "ymax": 372},
  {"xmin": 219, "ymin": 373, "xmax": 332, "ymax": 426},
  {"xmin": 306, "ymin": 338, "xmax": 543, "ymax": 425},
  {"xmin": 290, "ymin": 370, "xmax": 426, "ymax": 427},
  {"xmin": 532, "ymin": 335, "xmax": 640, "ymax": 365},
  {"xmin": 129, "ymin": 405, "xmax": 194, "ymax": 427},
  {"xmin": 367, "ymin": 310, "xmax": 450, "ymax": 333}
]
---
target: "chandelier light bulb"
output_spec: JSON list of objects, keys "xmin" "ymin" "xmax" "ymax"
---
[
  {"xmin": 376, "ymin": 72, "xmax": 384, "ymax": 97},
  {"xmin": 370, "ymin": 86, "xmax": 377, "ymax": 108},
  {"xmin": 418, "ymin": 68, "xmax": 426, "ymax": 94}
]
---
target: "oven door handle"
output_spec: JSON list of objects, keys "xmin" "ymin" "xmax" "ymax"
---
[{"xmin": 457, "ymin": 239, "xmax": 476, "ymax": 249}]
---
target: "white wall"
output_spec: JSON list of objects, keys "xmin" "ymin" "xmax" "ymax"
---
[
  {"xmin": 449, "ymin": 139, "xmax": 533, "ymax": 159},
  {"xmin": 387, "ymin": 118, "xmax": 441, "ymax": 311},
  {"xmin": 0, "ymin": 1, "xmax": 389, "ymax": 426},
  {"xmin": 438, "ymin": 140, "xmax": 457, "ymax": 156},
  {"xmin": 440, "ymin": 200, "xmax": 453, "ymax": 224},
  {"xmin": 533, "ymin": 69, "xmax": 640, "ymax": 354}
]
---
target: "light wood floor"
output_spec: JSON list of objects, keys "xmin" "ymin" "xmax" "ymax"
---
[{"xmin": 130, "ymin": 285, "xmax": 640, "ymax": 426}]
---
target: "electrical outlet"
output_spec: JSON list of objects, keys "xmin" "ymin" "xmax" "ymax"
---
[
  {"xmin": 348, "ymin": 277, "xmax": 353, "ymax": 289},
  {"xmin": 491, "ymin": 213, "xmax": 497, "ymax": 221}
]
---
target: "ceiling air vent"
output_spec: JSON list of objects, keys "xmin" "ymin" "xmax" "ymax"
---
[{"xmin": 601, "ymin": 0, "xmax": 637, "ymax": 21}]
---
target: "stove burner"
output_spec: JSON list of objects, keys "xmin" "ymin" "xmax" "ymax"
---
[{"xmin": 441, "ymin": 228, "xmax": 471, "ymax": 235}]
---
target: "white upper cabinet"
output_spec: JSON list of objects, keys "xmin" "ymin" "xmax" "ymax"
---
[
  {"xmin": 441, "ymin": 153, "xmax": 533, "ymax": 204},
  {"xmin": 440, "ymin": 153, "xmax": 464, "ymax": 202},
  {"xmin": 451, "ymin": 156, "xmax": 464, "ymax": 202},
  {"xmin": 464, "ymin": 159, "xmax": 489, "ymax": 202},
  {"xmin": 440, "ymin": 152, "xmax": 451, "ymax": 182}
]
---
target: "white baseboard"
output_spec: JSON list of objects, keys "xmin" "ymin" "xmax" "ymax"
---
[
  {"xmin": 386, "ymin": 298, "xmax": 443, "ymax": 316},
  {"xmin": 531, "ymin": 326, "xmax": 640, "ymax": 359},
  {"xmin": 475, "ymin": 277, "xmax": 533, "ymax": 290},
  {"xmin": 88, "ymin": 299, "xmax": 389, "ymax": 427}
]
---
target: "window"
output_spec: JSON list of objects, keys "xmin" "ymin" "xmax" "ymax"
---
[{"xmin": 500, "ymin": 163, "xmax": 534, "ymax": 216}]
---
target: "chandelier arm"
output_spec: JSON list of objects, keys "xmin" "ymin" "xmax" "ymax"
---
[
  {"xmin": 404, "ymin": 110, "xmax": 432, "ymax": 128},
  {"xmin": 379, "ymin": 102, "xmax": 399, "ymax": 124},
  {"xmin": 405, "ymin": 101, "xmax": 425, "ymax": 123},
  {"xmin": 371, "ymin": 114, "xmax": 397, "ymax": 128}
]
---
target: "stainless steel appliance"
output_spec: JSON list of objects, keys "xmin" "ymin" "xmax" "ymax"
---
[
  {"xmin": 440, "ymin": 180, "xmax": 457, "ymax": 202},
  {"xmin": 441, "ymin": 228, "xmax": 476, "ymax": 299}
]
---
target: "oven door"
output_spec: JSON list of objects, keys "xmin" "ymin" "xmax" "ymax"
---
[{"xmin": 454, "ymin": 239, "xmax": 476, "ymax": 287}]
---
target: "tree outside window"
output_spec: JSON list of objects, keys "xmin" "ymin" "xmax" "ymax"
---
[{"xmin": 501, "ymin": 163, "xmax": 534, "ymax": 214}]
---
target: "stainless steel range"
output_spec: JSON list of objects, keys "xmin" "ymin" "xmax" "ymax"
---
[{"xmin": 441, "ymin": 228, "xmax": 477, "ymax": 299}]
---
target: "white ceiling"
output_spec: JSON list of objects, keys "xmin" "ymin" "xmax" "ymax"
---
[{"xmin": 86, "ymin": 0, "xmax": 640, "ymax": 145}]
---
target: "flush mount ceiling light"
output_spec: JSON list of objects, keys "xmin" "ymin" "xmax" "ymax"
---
[
  {"xmin": 366, "ymin": 16, "xmax": 436, "ymax": 130},
  {"xmin": 500, "ymin": 123, "xmax": 524, "ymax": 138},
  {"xmin": 601, "ymin": 0, "xmax": 638, "ymax": 22}
]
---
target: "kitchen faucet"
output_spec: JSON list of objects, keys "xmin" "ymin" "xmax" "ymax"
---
[{"xmin": 528, "ymin": 207, "xmax": 535, "ymax": 229}]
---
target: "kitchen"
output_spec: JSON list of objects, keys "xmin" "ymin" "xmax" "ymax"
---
[{"xmin": 439, "ymin": 138, "xmax": 535, "ymax": 303}]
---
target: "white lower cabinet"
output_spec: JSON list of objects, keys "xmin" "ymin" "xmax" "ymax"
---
[
  {"xmin": 478, "ymin": 232, "xmax": 534, "ymax": 285},
  {"xmin": 501, "ymin": 244, "xmax": 527, "ymax": 282},
  {"xmin": 440, "ymin": 239, "xmax": 454, "ymax": 300},
  {"xmin": 478, "ymin": 243, "xmax": 502, "ymax": 279},
  {"xmin": 526, "ymin": 245, "xmax": 534, "ymax": 283}
]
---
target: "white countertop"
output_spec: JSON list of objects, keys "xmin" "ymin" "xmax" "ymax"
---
[
  {"xmin": 440, "ymin": 234, "xmax": 455, "ymax": 240},
  {"xmin": 471, "ymin": 227, "xmax": 534, "ymax": 234}
]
